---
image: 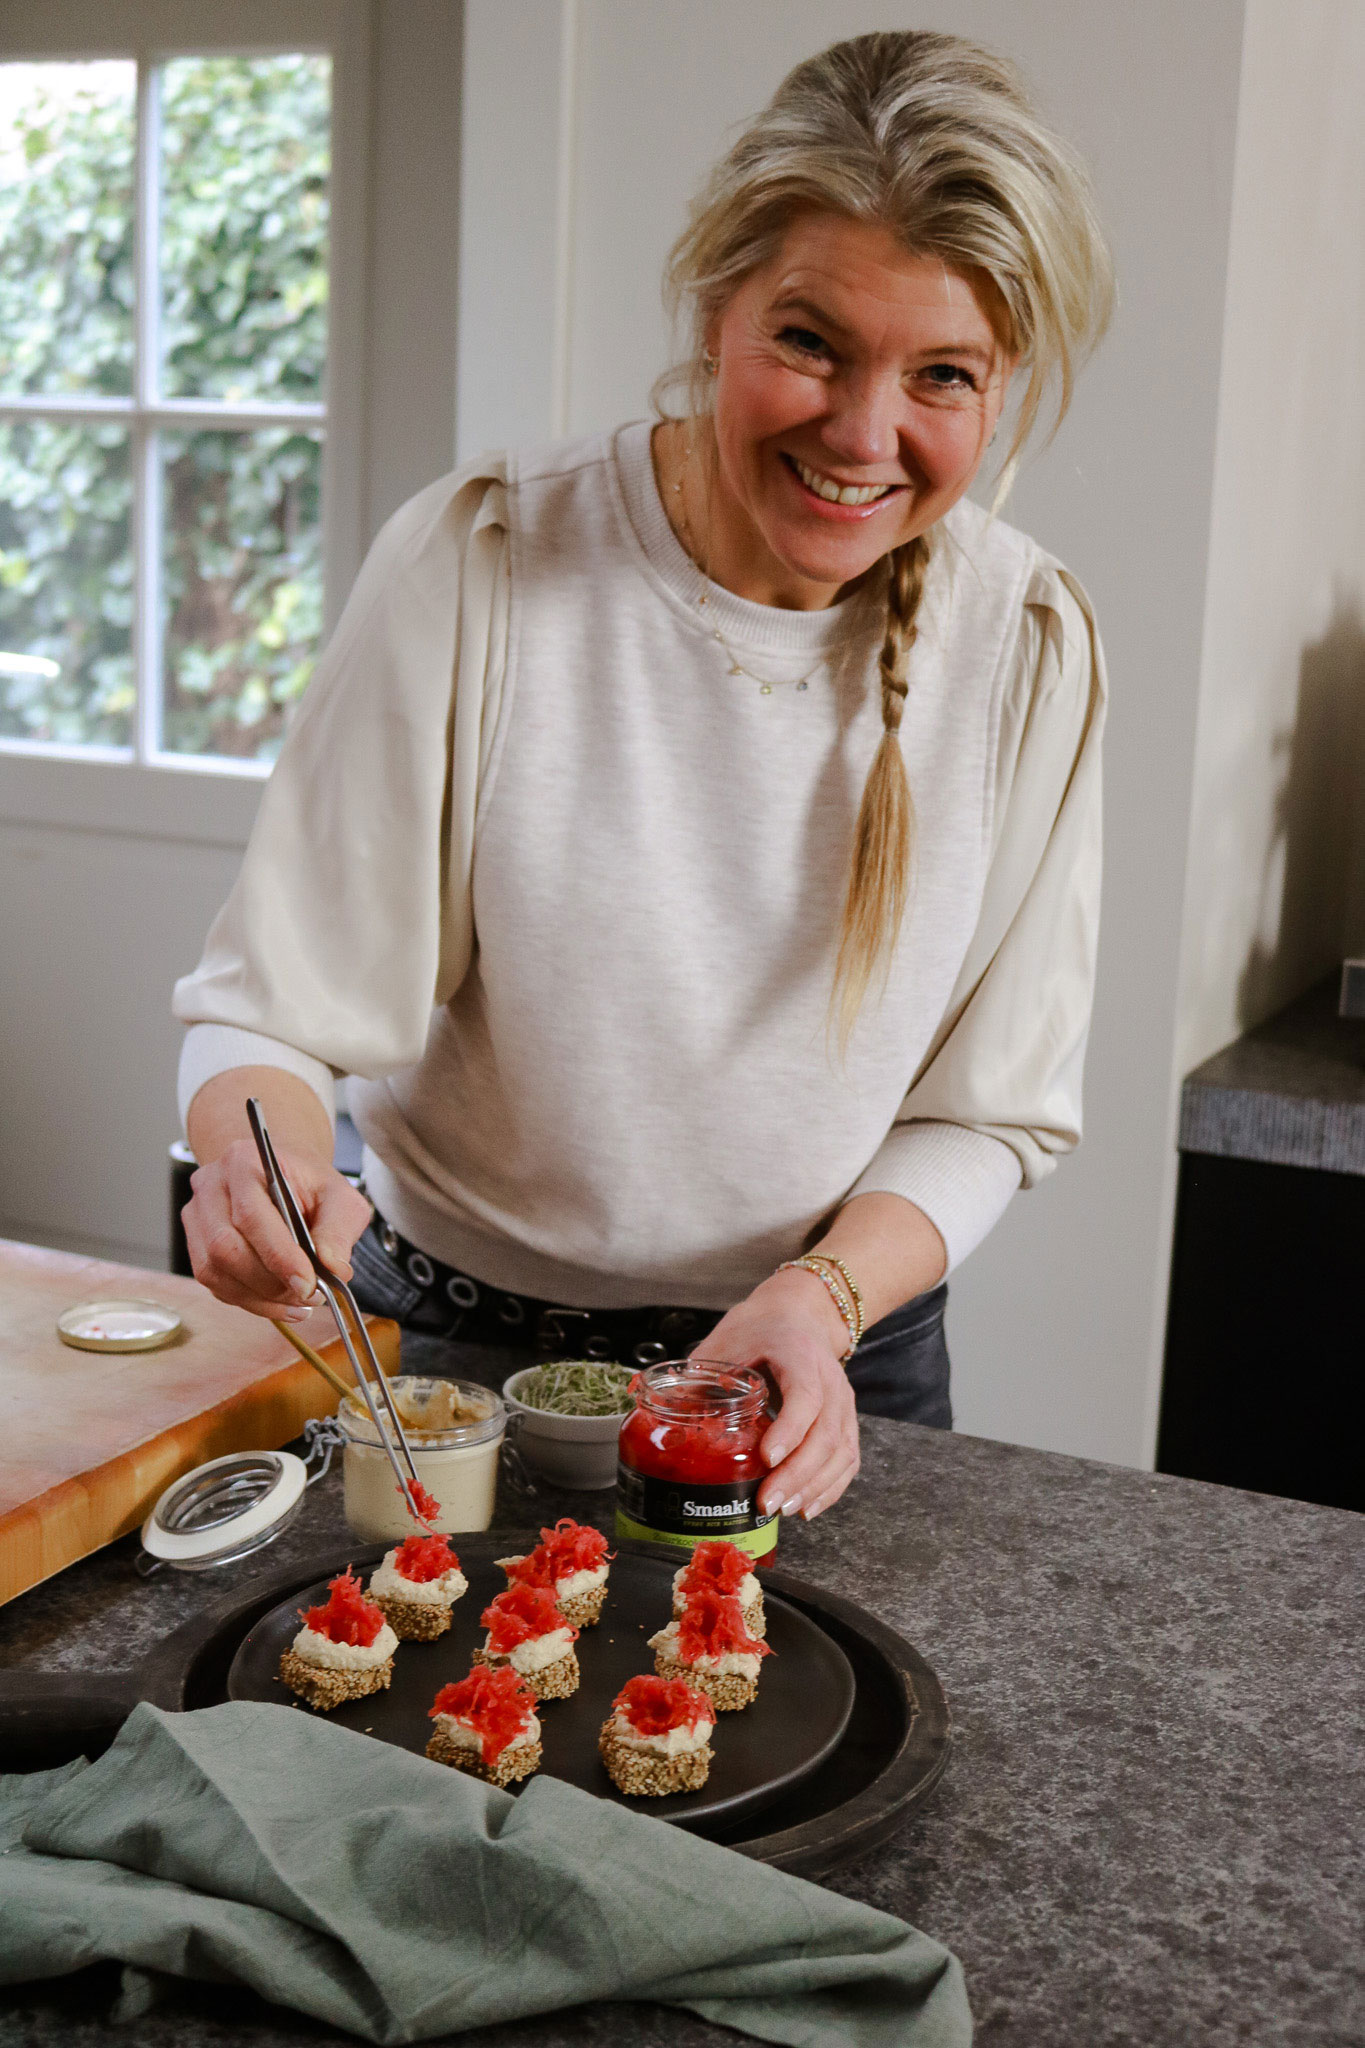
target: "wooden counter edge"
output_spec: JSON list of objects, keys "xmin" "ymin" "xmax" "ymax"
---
[{"xmin": 0, "ymin": 1317, "xmax": 400, "ymax": 1606}]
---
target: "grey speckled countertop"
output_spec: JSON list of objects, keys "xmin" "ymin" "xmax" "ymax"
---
[
  {"xmin": 2, "ymin": 1333, "xmax": 1362, "ymax": 2048},
  {"xmin": 1180, "ymin": 972, "xmax": 1365, "ymax": 1171}
]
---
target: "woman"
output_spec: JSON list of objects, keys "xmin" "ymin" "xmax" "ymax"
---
[{"xmin": 175, "ymin": 31, "xmax": 1113, "ymax": 1526}]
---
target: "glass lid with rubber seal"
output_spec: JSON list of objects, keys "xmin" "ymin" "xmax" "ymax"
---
[{"xmin": 139, "ymin": 1449, "xmax": 308, "ymax": 1573}]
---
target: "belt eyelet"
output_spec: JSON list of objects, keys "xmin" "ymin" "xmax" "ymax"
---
[{"xmin": 537, "ymin": 1308, "xmax": 590, "ymax": 1354}]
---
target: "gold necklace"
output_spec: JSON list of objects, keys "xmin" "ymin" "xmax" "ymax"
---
[{"xmin": 669, "ymin": 441, "xmax": 825, "ymax": 698}]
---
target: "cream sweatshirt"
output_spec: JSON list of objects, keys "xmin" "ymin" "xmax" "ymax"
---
[{"xmin": 174, "ymin": 422, "xmax": 1106, "ymax": 1310}]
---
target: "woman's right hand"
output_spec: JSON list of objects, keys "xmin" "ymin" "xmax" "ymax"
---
[{"xmin": 182, "ymin": 1139, "xmax": 373, "ymax": 1320}]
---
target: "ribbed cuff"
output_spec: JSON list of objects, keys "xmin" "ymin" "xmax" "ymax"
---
[
  {"xmin": 848, "ymin": 1121, "xmax": 1023, "ymax": 1272},
  {"xmin": 177, "ymin": 1024, "xmax": 336, "ymax": 1137}
]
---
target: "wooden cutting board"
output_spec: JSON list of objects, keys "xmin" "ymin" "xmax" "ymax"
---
[{"xmin": 0, "ymin": 1238, "xmax": 399, "ymax": 1606}]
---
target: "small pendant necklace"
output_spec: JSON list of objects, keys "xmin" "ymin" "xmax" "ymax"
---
[{"xmin": 670, "ymin": 461, "xmax": 823, "ymax": 698}]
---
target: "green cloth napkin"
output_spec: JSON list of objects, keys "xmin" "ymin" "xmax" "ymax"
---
[{"xmin": 0, "ymin": 1702, "xmax": 970, "ymax": 2046}]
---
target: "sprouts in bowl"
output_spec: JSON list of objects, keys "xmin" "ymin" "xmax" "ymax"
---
[{"xmin": 502, "ymin": 1360, "xmax": 634, "ymax": 1490}]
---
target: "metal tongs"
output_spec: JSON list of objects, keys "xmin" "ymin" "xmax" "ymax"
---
[{"xmin": 246, "ymin": 1097, "xmax": 431, "ymax": 1526}]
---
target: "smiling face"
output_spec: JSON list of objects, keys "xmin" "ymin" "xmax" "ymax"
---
[{"xmin": 700, "ymin": 211, "xmax": 1017, "ymax": 609}]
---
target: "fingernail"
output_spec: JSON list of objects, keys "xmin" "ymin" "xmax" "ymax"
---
[
  {"xmin": 765, "ymin": 1490, "xmax": 785, "ymax": 1516},
  {"xmin": 766, "ymin": 1443, "xmax": 788, "ymax": 1467},
  {"xmin": 781, "ymin": 1495, "xmax": 803, "ymax": 1518},
  {"xmin": 289, "ymin": 1275, "xmax": 311, "ymax": 1301},
  {"xmin": 281, "ymin": 1307, "xmax": 312, "ymax": 1324},
  {"xmin": 801, "ymin": 1499, "xmax": 822, "ymax": 1521}
]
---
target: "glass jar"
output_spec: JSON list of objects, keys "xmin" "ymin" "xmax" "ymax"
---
[
  {"xmin": 615, "ymin": 1359, "xmax": 777, "ymax": 1562},
  {"xmin": 338, "ymin": 1375, "xmax": 505, "ymax": 1541}
]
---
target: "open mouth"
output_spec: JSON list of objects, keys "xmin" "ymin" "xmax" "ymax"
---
[{"xmin": 781, "ymin": 452, "xmax": 904, "ymax": 510}]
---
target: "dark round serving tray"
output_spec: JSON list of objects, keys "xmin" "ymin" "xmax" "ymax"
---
[
  {"xmin": 227, "ymin": 1542, "xmax": 855, "ymax": 1833},
  {"xmin": 0, "ymin": 1537, "xmax": 950, "ymax": 1877}
]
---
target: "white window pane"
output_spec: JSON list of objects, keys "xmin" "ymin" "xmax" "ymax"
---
[
  {"xmin": 160, "ymin": 55, "xmax": 330, "ymax": 404},
  {"xmin": 0, "ymin": 61, "xmax": 135, "ymax": 398},
  {"xmin": 0, "ymin": 420, "xmax": 132, "ymax": 746},
  {"xmin": 161, "ymin": 426, "xmax": 322, "ymax": 761}
]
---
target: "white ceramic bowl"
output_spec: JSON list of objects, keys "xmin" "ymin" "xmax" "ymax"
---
[{"xmin": 501, "ymin": 1367, "xmax": 628, "ymax": 1491}]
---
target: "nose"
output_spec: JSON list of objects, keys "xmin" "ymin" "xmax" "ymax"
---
[{"xmin": 819, "ymin": 368, "xmax": 901, "ymax": 469}]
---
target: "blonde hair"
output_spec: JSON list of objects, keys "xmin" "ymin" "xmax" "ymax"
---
[{"xmin": 656, "ymin": 31, "xmax": 1115, "ymax": 1042}]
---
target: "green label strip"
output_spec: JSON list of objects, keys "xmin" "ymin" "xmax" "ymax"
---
[{"xmin": 614, "ymin": 1511, "xmax": 779, "ymax": 1561}]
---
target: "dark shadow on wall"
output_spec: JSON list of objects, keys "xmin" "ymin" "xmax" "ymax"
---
[{"xmin": 1238, "ymin": 586, "xmax": 1365, "ymax": 1030}]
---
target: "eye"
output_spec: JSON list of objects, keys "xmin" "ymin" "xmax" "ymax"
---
[
  {"xmin": 776, "ymin": 325, "xmax": 831, "ymax": 361},
  {"xmin": 923, "ymin": 363, "xmax": 978, "ymax": 391}
]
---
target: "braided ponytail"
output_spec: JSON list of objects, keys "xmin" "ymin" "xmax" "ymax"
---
[{"xmin": 831, "ymin": 536, "xmax": 930, "ymax": 1045}]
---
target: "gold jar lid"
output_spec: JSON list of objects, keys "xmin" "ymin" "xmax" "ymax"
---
[{"xmin": 57, "ymin": 1297, "xmax": 184, "ymax": 1353}]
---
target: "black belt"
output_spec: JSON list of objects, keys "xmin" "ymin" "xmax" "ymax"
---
[{"xmin": 359, "ymin": 1210, "xmax": 725, "ymax": 1366}]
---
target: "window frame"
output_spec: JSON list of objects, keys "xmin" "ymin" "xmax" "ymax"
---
[{"xmin": 0, "ymin": 0, "xmax": 370, "ymax": 835}]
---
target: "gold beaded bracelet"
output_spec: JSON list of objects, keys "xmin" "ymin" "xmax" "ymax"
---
[
  {"xmin": 804, "ymin": 1253, "xmax": 865, "ymax": 1345},
  {"xmin": 775, "ymin": 1256, "xmax": 858, "ymax": 1361}
]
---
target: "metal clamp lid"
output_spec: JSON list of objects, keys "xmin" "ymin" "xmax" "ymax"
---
[{"xmin": 140, "ymin": 1450, "xmax": 307, "ymax": 1569}]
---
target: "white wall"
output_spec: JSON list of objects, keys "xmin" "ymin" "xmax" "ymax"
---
[
  {"xmin": 0, "ymin": 809, "xmax": 246, "ymax": 1260},
  {"xmin": 0, "ymin": 0, "xmax": 463, "ymax": 1265},
  {"xmin": 1174, "ymin": 0, "xmax": 1365, "ymax": 1082},
  {"xmin": 364, "ymin": 0, "xmax": 463, "ymax": 535},
  {"xmin": 458, "ymin": 0, "xmax": 1247, "ymax": 1466}
]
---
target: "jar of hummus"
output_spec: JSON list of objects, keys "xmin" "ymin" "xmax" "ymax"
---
[{"xmin": 339, "ymin": 1376, "xmax": 505, "ymax": 1540}]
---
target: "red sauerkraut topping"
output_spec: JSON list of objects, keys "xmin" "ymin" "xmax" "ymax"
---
[
  {"xmin": 393, "ymin": 1533, "xmax": 460, "ymax": 1583},
  {"xmin": 502, "ymin": 1548, "xmax": 555, "ymax": 1591},
  {"xmin": 300, "ymin": 1568, "xmax": 386, "ymax": 1647},
  {"xmin": 613, "ymin": 1673, "xmax": 714, "ymax": 1737},
  {"xmin": 430, "ymin": 1665, "xmax": 537, "ymax": 1764},
  {"xmin": 481, "ymin": 1582, "xmax": 578, "ymax": 1655},
  {"xmin": 678, "ymin": 1539, "xmax": 753, "ymax": 1600},
  {"xmin": 400, "ymin": 1478, "xmax": 441, "ymax": 1525},
  {"xmin": 538, "ymin": 1517, "xmax": 613, "ymax": 1581},
  {"xmin": 674, "ymin": 1588, "xmax": 771, "ymax": 1665}
]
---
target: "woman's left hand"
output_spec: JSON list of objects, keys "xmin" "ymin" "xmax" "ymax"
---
[{"xmin": 698, "ymin": 1266, "xmax": 858, "ymax": 1520}]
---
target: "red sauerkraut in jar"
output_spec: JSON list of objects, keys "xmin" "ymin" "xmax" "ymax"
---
[{"xmin": 615, "ymin": 1360, "xmax": 777, "ymax": 1562}]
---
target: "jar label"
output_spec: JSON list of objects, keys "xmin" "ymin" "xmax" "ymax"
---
[{"xmin": 614, "ymin": 1462, "xmax": 778, "ymax": 1558}]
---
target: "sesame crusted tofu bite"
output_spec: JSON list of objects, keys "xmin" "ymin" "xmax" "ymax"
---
[
  {"xmin": 278, "ymin": 1568, "xmax": 398, "ymax": 1711},
  {"xmin": 672, "ymin": 1539, "xmax": 766, "ymax": 1638},
  {"xmin": 472, "ymin": 1583, "xmax": 580, "ymax": 1701},
  {"xmin": 599, "ymin": 1674, "xmax": 716, "ymax": 1797},
  {"xmin": 649, "ymin": 1587, "xmax": 771, "ymax": 1710},
  {"xmin": 367, "ymin": 1534, "xmax": 468, "ymax": 1640},
  {"xmin": 426, "ymin": 1665, "xmax": 542, "ymax": 1786},
  {"xmin": 498, "ymin": 1517, "xmax": 614, "ymax": 1626}
]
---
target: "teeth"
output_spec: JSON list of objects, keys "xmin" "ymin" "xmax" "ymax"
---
[{"xmin": 792, "ymin": 457, "xmax": 894, "ymax": 506}]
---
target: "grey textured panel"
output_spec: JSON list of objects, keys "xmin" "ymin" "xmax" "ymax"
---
[
  {"xmin": 1179, "ymin": 1082, "xmax": 1365, "ymax": 1172},
  {"xmin": 1179, "ymin": 973, "xmax": 1365, "ymax": 1174}
]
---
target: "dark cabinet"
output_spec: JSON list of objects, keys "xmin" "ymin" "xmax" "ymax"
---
[{"xmin": 1158, "ymin": 1147, "xmax": 1362, "ymax": 1511}]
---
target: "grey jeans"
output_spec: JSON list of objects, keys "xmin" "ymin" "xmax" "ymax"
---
[{"xmin": 843, "ymin": 1282, "xmax": 952, "ymax": 1427}]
